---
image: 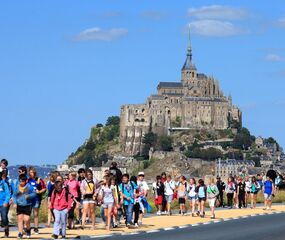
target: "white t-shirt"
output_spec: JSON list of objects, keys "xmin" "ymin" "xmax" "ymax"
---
[
  {"xmin": 100, "ymin": 185, "xmax": 114, "ymax": 203},
  {"xmin": 137, "ymin": 180, "xmax": 149, "ymax": 196},
  {"xmin": 164, "ymin": 180, "xmax": 175, "ymax": 196},
  {"xmin": 188, "ymin": 184, "xmax": 197, "ymax": 197},
  {"xmin": 245, "ymin": 181, "xmax": 251, "ymax": 192}
]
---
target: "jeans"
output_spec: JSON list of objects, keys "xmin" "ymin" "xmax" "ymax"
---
[
  {"xmin": 124, "ymin": 203, "xmax": 134, "ymax": 225},
  {"xmin": 53, "ymin": 209, "xmax": 68, "ymax": 236},
  {"xmin": 0, "ymin": 206, "xmax": 9, "ymax": 227},
  {"xmin": 227, "ymin": 193, "xmax": 234, "ymax": 207}
]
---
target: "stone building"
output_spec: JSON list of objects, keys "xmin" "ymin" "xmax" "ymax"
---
[{"xmin": 120, "ymin": 33, "xmax": 242, "ymax": 156}]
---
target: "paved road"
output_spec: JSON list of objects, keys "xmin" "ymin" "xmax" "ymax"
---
[{"xmin": 97, "ymin": 213, "xmax": 285, "ymax": 240}]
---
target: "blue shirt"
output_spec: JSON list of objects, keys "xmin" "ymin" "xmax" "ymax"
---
[
  {"xmin": 0, "ymin": 180, "xmax": 11, "ymax": 206},
  {"xmin": 264, "ymin": 180, "xmax": 273, "ymax": 195},
  {"xmin": 119, "ymin": 181, "xmax": 137, "ymax": 205}
]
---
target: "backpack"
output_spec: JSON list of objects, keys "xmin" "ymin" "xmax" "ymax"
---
[{"xmin": 36, "ymin": 177, "xmax": 47, "ymax": 200}]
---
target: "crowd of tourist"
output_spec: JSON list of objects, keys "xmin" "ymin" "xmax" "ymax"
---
[{"xmin": 0, "ymin": 158, "xmax": 284, "ymax": 239}]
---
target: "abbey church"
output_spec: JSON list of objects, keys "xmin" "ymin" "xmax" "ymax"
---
[{"xmin": 120, "ymin": 33, "xmax": 242, "ymax": 155}]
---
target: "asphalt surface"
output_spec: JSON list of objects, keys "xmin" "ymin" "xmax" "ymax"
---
[{"xmin": 96, "ymin": 213, "xmax": 285, "ymax": 240}]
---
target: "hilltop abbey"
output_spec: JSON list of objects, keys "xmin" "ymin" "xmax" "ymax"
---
[{"xmin": 120, "ymin": 33, "xmax": 242, "ymax": 155}]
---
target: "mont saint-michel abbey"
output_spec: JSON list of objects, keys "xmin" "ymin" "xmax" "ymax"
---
[{"xmin": 120, "ymin": 34, "xmax": 242, "ymax": 155}]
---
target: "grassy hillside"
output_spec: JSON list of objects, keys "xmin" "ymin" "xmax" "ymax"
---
[{"xmin": 65, "ymin": 116, "xmax": 121, "ymax": 167}]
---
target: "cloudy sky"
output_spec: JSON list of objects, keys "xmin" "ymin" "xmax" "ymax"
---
[{"xmin": 0, "ymin": 1, "xmax": 285, "ymax": 165}]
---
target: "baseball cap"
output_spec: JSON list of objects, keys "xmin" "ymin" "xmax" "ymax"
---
[{"xmin": 138, "ymin": 172, "xmax": 145, "ymax": 176}]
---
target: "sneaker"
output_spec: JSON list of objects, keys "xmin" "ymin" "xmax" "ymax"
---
[
  {"xmin": 192, "ymin": 213, "xmax": 195, "ymax": 217},
  {"xmin": 62, "ymin": 236, "xmax": 66, "ymax": 240},
  {"xmin": 157, "ymin": 211, "xmax": 161, "ymax": 215},
  {"xmin": 196, "ymin": 211, "xmax": 200, "ymax": 216},
  {"xmin": 211, "ymin": 214, "xmax": 215, "ymax": 219},
  {"xmin": 34, "ymin": 228, "xmax": 39, "ymax": 235},
  {"xmin": 134, "ymin": 223, "xmax": 139, "ymax": 228},
  {"xmin": 17, "ymin": 233, "xmax": 23, "ymax": 239},
  {"xmin": 51, "ymin": 234, "xmax": 59, "ymax": 239},
  {"xmin": 4, "ymin": 228, "xmax": 9, "ymax": 238},
  {"xmin": 26, "ymin": 229, "xmax": 31, "ymax": 239}
]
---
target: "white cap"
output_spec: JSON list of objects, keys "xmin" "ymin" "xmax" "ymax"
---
[{"xmin": 138, "ymin": 171, "xmax": 145, "ymax": 176}]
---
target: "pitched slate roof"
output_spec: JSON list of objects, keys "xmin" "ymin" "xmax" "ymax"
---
[{"xmin": 157, "ymin": 82, "xmax": 183, "ymax": 88}]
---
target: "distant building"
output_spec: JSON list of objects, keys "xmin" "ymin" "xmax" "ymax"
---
[
  {"xmin": 255, "ymin": 137, "xmax": 264, "ymax": 148},
  {"xmin": 57, "ymin": 164, "xmax": 69, "ymax": 172},
  {"xmin": 215, "ymin": 159, "xmax": 255, "ymax": 179},
  {"xmin": 120, "ymin": 30, "xmax": 242, "ymax": 156},
  {"xmin": 90, "ymin": 166, "xmax": 127, "ymax": 180}
]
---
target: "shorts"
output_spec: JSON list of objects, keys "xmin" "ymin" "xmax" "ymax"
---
[
  {"xmin": 32, "ymin": 200, "xmax": 41, "ymax": 209},
  {"xmin": 178, "ymin": 198, "xmax": 186, "ymax": 205},
  {"xmin": 155, "ymin": 196, "xmax": 163, "ymax": 205},
  {"xmin": 165, "ymin": 195, "xmax": 173, "ymax": 203},
  {"xmin": 251, "ymin": 191, "xmax": 258, "ymax": 195},
  {"xmin": 17, "ymin": 205, "xmax": 32, "ymax": 216},
  {"xmin": 208, "ymin": 198, "xmax": 216, "ymax": 207},
  {"xmin": 83, "ymin": 198, "xmax": 95, "ymax": 204},
  {"xmin": 102, "ymin": 202, "xmax": 114, "ymax": 209},
  {"xmin": 246, "ymin": 191, "xmax": 251, "ymax": 194},
  {"xmin": 198, "ymin": 197, "xmax": 206, "ymax": 202},
  {"xmin": 264, "ymin": 193, "xmax": 272, "ymax": 200},
  {"xmin": 188, "ymin": 196, "xmax": 197, "ymax": 201}
]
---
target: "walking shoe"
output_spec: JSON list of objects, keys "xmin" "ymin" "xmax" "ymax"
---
[
  {"xmin": 34, "ymin": 228, "xmax": 39, "ymax": 235},
  {"xmin": 211, "ymin": 214, "xmax": 215, "ymax": 219},
  {"xmin": 192, "ymin": 213, "xmax": 195, "ymax": 217},
  {"xmin": 4, "ymin": 228, "xmax": 9, "ymax": 238},
  {"xmin": 26, "ymin": 228, "xmax": 31, "ymax": 239},
  {"xmin": 157, "ymin": 211, "xmax": 161, "ymax": 215},
  {"xmin": 61, "ymin": 236, "xmax": 66, "ymax": 240},
  {"xmin": 196, "ymin": 211, "xmax": 200, "ymax": 216},
  {"xmin": 17, "ymin": 233, "xmax": 23, "ymax": 239},
  {"xmin": 51, "ymin": 234, "xmax": 58, "ymax": 239}
]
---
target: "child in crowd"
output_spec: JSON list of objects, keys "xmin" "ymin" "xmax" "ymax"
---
[
  {"xmin": 119, "ymin": 174, "xmax": 137, "ymax": 227},
  {"xmin": 196, "ymin": 179, "xmax": 207, "ymax": 218},
  {"xmin": 153, "ymin": 176, "xmax": 165, "ymax": 215},
  {"xmin": 225, "ymin": 177, "xmax": 235, "ymax": 209},
  {"xmin": 188, "ymin": 178, "xmax": 197, "ymax": 217},
  {"xmin": 28, "ymin": 167, "xmax": 47, "ymax": 234},
  {"xmin": 50, "ymin": 180, "xmax": 73, "ymax": 239},
  {"xmin": 237, "ymin": 177, "xmax": 246, "ymax": 209},
  {"xmin": 250, "ymin": 176, "xmax": 260, "ymax": 209},
  {"xmin": 164, "ymin": 175, "xmax": 175, "ymax": 215},
  {"xmin": 111, "ymin": 177, "xmax": 120, "ymax": 228},
  {"xmin": 244, "ymin": 176, "xmax": 251, "ymax": 207},
  {"xmin": 47, "ymin": 171, "xmax": 58, "ymax": 227},
  {"xmin": 263, "ymin": 176, "xmax": 274, "ymax": 210},
  {"xmin": 80, "ymin": 169, "xmax": 96, "ymax": 230},
  {"xmin": 176, "ymin": 175, "xmax": 188, "ymax": 216},
  {"xmin": 0, "ymin": 170, "xmax": 11, "ymax": 238},
  {"xmin": 13, "ymin": 174, "xmax": 37, "ymax": 239},
  {"xmin": 99, "ymin": 176, "xmax": 117, "ymax": 231},
  {"xmin": 66, "ymin": 171, "xmax": 81, "ymax": 229},
  {"xmin": 207, "ymin": 178, "xmax": 219, "ymax": 219}
]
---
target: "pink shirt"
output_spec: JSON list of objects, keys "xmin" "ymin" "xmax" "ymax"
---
[
  {"xmin": 66, "ymin": 179, "xmax": 80, "ymax": 198},
  {"xmin": 50, "ymin": 188, "xmax": 72, "ymax": 211}
]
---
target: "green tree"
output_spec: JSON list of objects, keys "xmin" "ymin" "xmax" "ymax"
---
[
  {"xmin": 142, "ymin": 132, "xmax": 158, "ymax": 158},
  {"xmin": 158, "ymin": 135, "xmax": 173, "ymax": 151},
  {"xmin": 233, "ymin": 127, "xmax": 254, "ymax": 150},
  {"xmin": 106, "ymin": 116, "xmax": 120, "ymax": 126}
]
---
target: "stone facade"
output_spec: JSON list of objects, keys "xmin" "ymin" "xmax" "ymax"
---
[{"xmin": 120, "ymin": 34, "xmax": 242, "ymax": 156}]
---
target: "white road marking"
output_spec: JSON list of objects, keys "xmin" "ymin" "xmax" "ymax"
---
[
  {"xmin": 191, "ymin": 223, "xmax": 201, "ymax": 226},
  {"xmin": 223, "ymin": 218, "xmax": 231, "ymax": 221},
  {"xmin": 90, "ymin": 234, "xmax": 113, "ymax": 238},
  {"xmin": 146, "ymin": 230, "xmax": 160, "ymax": 233},
  {"xmin": 203, "ymin": 222, "xmax": 211, "ymax": 225},
  {"xmin": 179, "ymin": 225, "xmax": 188, "ymax": 228},
  {"xmin": 164, "ymin": 227, "xmax": 175, "ymax": 231}
]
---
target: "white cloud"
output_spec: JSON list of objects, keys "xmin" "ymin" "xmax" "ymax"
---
[
  {"xmin": 188, "ymin": 5, "xmax": 249, "ymax": 20},
  {"xmin": 265, "ymin": 54, "xmax": 284, "ymax": 62},
  {"xmin": 277, "ymin": 16, "xmax": 285, "ymax": 28},
  {"xmin": 73, "ymin": 27, "xmax": 128, "ymax": 41},
  {"xmin": 189, "ymin": 20, "xmax": 245, "ymax": 37}
]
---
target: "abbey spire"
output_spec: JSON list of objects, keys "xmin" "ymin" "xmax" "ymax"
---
[{"xmin": 182, "ymin": 27, "xmax": 196, "ymax": 70}]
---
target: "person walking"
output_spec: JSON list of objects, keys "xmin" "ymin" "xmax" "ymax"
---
[
  {"xmin": 0, "ymin": 170, "xmax": 11, "ymax": 238},
  {"xmin": 119, "ymin": 174, "xmax": 137, "ymax": 227},
  {"xmin": 136, "ymin": 172, "xmax": 149, "ymax": 225},
  {"xmin": 216, "ymin": 177, "xmax": 225, "ymax": 208},
  {"xmin": 225, "ymin": 177, "xmax": 235, "ymax": 209},
  {"xmin": 13, "ymin": 174, "xmax": 37, "ymax": 239},
  {"xmin": 50, "ymin": 180, "xmax": 73, "ymax": 239},
  {"xmin": 237, "ymin": 177, "xmax": 246, "ymax": 209},
  {"xmin": 250, "ymin": 176, "xmax": 260, "ymax": 209},
  {"xmin": 207, "ymin": 178, "xmax": 219, "ymax": 219},
  {"xmin": 80, "ymin": 169, "xmax": 96, "ymax": 229},
  {"xmin": 263, "ymin": 176, "xmax": 274, "ymax": 210},
  {"xmin": 196, "ymin": 179, "xmax": 207, "ymax": 218},
  {"xmin": 164, "ymin": 175, "xmax": 175, "ymax": 215},
  {"xmin": 152, "ymin": 176, "xmax": 165, "ymax": 215},
  {"xmin": 176, "ymin": 176, "xmax": 188, "ymax": 216},
  {"xmin": 28, "ymin": 167, "xmax": 47, "ymax": 235},
  {"xmin": 188, "ymin": 178, "xmax": 197, "ymax": 217}
]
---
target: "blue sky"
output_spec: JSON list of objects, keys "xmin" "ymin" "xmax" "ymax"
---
[{"xmin": 1, "ymin": 1, "xmax": 285, "ymax": 166}]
